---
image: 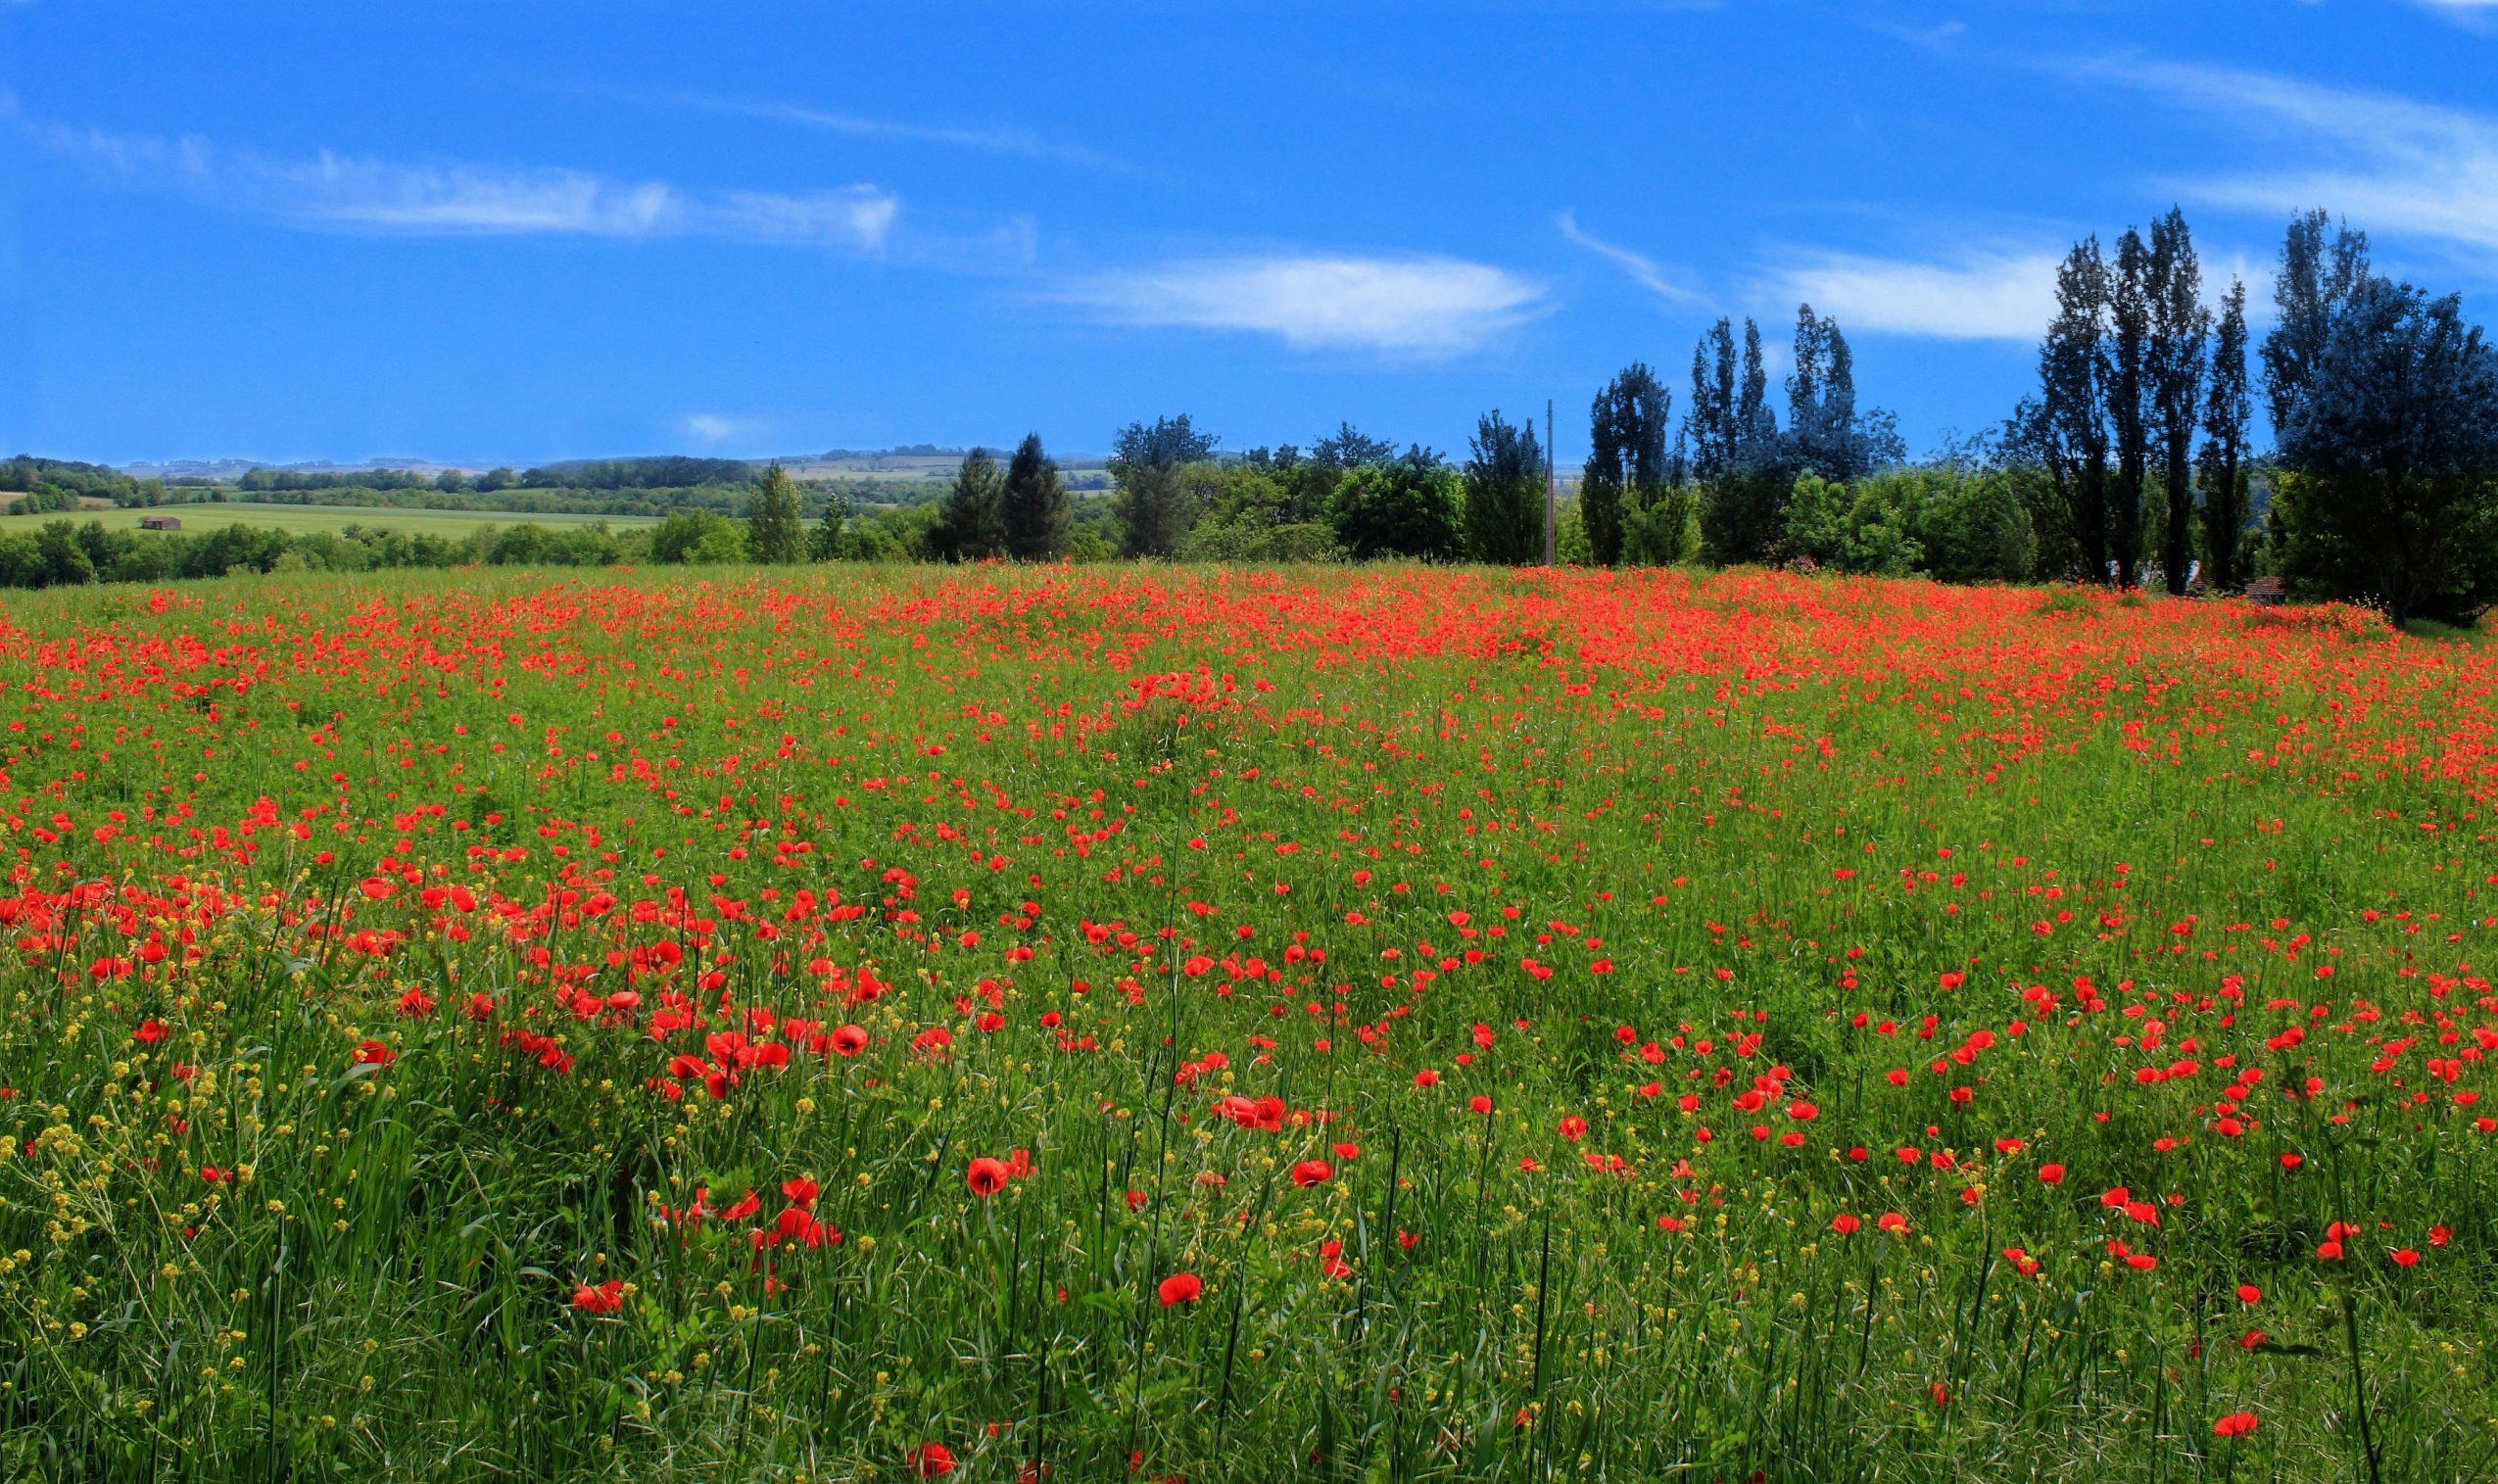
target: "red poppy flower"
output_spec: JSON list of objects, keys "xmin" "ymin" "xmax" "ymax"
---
[
  {"xmin": 966, "ymin": 1157, "xmax": 1010, "ymax": 1196},
  {"xmin": 1157, "ymin": 1272, "xmax": 1202, "ymax": 1307},
  {"xmin": 1290, "ymin": 1159, "xmax": 1333, "ymax": 1187}
]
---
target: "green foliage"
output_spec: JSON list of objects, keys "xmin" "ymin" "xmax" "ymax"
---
[
  {"xmin": 1781, "ymin": 469, "xmax": 2035, "ymax": 583},
  {"xmin": 1584, "ymin": 364, "xmax": 1673, "ymax": 567},
  {"xmin": 649, "ymin": 508, "xmax": 748, "ymax": 564},
  {"xmin": 1326, "ymin": 456, "xmax": 1465, "ymax": 561},
  {"xmin": 932, "ymin": 450, "xmax": 1008, "ymax": 562},
  {"xmin": 744, "ymin": 463, "xmax": 807, "ymax": 564},
  {"xmin": 1620, "ymin": 486, "xmax": 1698, "ymax": 565},
  {"xmin": 2199, "ymin": 278, "xmax": 2255, "ymax": 593},
  {"xmin": 2147, "ymin": 209, "xmax": 2209, "ymax": 596},
  {"xmin": 1175, "ymin": 520, "xmax": 1345, "ymax": 563},
  {"xmin": 2271, "ymin": 268, "xmax": 2498, "ymax": 626},
  {"xmin": 2107, "ymin": 226, "xmax": 2153, "ymax": 586},
  {"xmin": 1463, "ymin": 409, "xmax": 1546, "ymax": 565},
  {"xmin": 1114, "ymin": 463, "xmax": 1194, "ymax": 559},
  {"xmin": 1001, "ymin": 434, "xmax": 1070, "ymax": 561}
]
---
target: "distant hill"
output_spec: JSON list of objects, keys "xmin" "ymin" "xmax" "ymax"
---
[{"xmin": 123, "ymin": 444, "xmax": 1110, "ymax": 485}]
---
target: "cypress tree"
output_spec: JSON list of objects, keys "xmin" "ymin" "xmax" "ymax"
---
[
  {"xmin": 1000, "ymin": 433, "xmax": 1068, "ymax": 560},
  {"xmin": 744, "ymin": 462, "xmax": 806, "ymax": 564}
]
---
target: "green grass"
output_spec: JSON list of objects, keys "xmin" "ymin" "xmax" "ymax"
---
[
  {"xmin": 2401, "ymin": 613, "xmax": 2494, "ymax": 646},
  {"xmin": 0, "ymin": 563, "xmax": 2493, "ymax": 1481},
  {"xmin": 0, "ymin": 501, "xmax": 659, "ymax": 539}
]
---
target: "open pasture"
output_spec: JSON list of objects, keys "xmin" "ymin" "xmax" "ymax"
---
[
  {"xmin": 0, "ymin": 503, "xmax": 660, "ymax": 541},
  {"xmin": 0, "ymin": 565, "xmax": 2493, "ymax": 1481}
]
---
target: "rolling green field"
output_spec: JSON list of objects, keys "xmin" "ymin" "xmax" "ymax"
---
[
  {"xmin": 0, "ymin": 501, "xmax": 660, "ymax": 540},
  {"xmin": 2, "ymin": 563, "xmax": 2494, "ymax": 1481}
]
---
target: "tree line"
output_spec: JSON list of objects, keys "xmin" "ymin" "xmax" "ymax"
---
[{"xmin": 8, "ymin": 208, "xmax": 2490, "ymax": 628}]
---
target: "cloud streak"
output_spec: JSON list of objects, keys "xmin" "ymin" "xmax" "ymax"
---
[
  {"xmin": 1044, "ymin": 252, "xmax": 1551, "ymax": 357},
  {"xmin": 25, "ymin": 118, "xmax": 897, "ymax": 252},
  {"xmin": 1756, "ymin": 248, "xmax": 2062, "ymax": 342},
  {"xmin": 2088, "ymin": 61, "xmax": 2498, "ymax": 262},
  {"xmin": 1556, "ymin": 211, "xmax": 1710, "ymax": 308},
  {"xmin": 712, "ymin": 98, "xmax": 1124, "ymax": 172}
]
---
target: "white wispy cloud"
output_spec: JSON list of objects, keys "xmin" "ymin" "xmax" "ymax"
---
[
  {"xmin": 1556, "ymin": 211, "xmax": 1710, "ymax": 308},
  {"xmin": 24, "ymin": 118, "xmax": 896, "ymax": 252},
  {"xmin": 1756, "ymin": 248, "xmax": 2062, "ymax": 342},
  {"xmin": 1045, "ymin": 252, "xmax": 1551, "ymax": 357},
  {"xmin": 2086, "ymin": 61, "xmax": 2498, "ymax": 262},
  {"xmin": 677, "ymin": 412, "xmax": 767, "ymax": 446},
  {"xmin": 722, "ymin": 98, "xmax": 1123, "ymax": 172}
]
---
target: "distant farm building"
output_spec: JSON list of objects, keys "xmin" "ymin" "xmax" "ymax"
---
[
  {"xmin": 139, "ymin": 515, "xmax": 182, "ymax": 531},
  {"xmin": 2241, "ymin": 576, "xmax": 2285, "ymax": 605}
]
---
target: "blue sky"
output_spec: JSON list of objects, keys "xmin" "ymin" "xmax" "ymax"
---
[{"xmin": 3, "ymin": 3, "xmax": 2495, "ymax": 469}]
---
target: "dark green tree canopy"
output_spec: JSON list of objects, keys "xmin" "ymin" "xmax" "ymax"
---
[
  {"xmin": 933, "ymin": 449, "xmax": 1008, "ymax": 561},
  {"xmin": 1327, "ymin": 455, "xmax": 1465, "ymax": 562},
  {"xmin": 743, "ymin": 462, "xmax": 806, "ymax": 564},
  {"xmin": 1001, "ymin": 433, "xmax": 1069, "ymax": 561},
  {"xmin": 1465, "ymin": 409, "xmax": 1546, "ymax": 565},
  {"xmin": 2272, "ymin": 265, "xmax": 2498, "ymax": 626}
]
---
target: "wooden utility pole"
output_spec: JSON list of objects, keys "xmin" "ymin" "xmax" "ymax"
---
[{"xmin": 1544, "ymin": 399, "xmax": 1557, "ymax": 567}]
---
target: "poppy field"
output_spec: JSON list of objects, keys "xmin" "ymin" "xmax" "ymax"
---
[{"xmin": 3, "ymin": 563, "xmax": 2496, "ymax": 1482}]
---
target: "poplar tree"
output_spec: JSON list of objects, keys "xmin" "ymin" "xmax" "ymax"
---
[
  {"xmin": 2039, "ymin": 238, "xmax": 2112, "ymax": 582},
  {"xmin": 2147, "ymin": 208, "xmax": 2208, "ymax": 595},
  {"xmin": 744, "ymin": 462, "xmax": 806, "ymax": 564},
  {"xmin": 2106, "ymin": 227, "xmax": 2152, "ymax": 587},
  {"xmin": 2197, "ymin": 278, "xmax": 2252, "ymax": 592}
]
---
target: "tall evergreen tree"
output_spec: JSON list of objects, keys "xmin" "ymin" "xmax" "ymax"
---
[
  {"xmin": 2039, "ymin": 237, "xmax": 2112, "ymax": 583},
  {"xmin": 1000, "ymin": 433, "xmax": 1069, "ymax": 560},
  {"xmin": 934, "ymin": 449, "xmax": 1007, "ymax": 561},
  {"xmin": 2198, "ymin": 278, "xmax": 2252, "ymax": 593},
  {"xmin": 2106, "ymin": 227, "xmax": 2153, "ymax": 587},
  {"xmin": 1465, "ymin": 409, "xmax": 1546, "ymax": 565},
  {"xmin": 2146, "ymin": 208, "xmax": 2209, "ymax": 595},
  {"xmin": 2261, "ymin": 211, "xmax": 2371, "ymax": 437},
  {"xmin": 744, "ymin": 462, "xmax": 806, "ymax": 564}
]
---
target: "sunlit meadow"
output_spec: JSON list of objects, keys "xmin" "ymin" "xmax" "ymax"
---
[{"xmin": 2, "ymin": 564, "xmax": 2494, "ymax": 1481}]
